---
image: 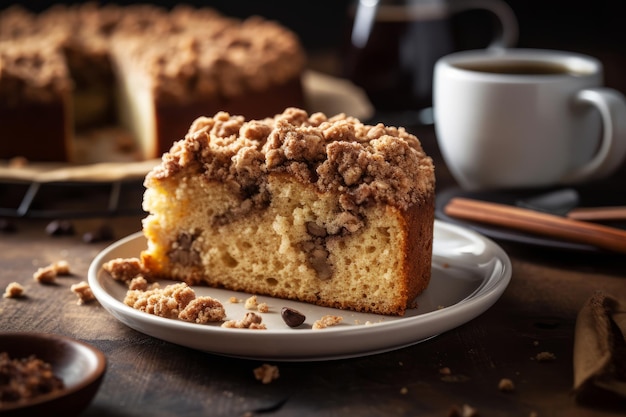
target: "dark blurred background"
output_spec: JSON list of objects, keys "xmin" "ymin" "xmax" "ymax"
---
[{"xmin": 3, "ymin": 0, "xmax": 625, "ymax": 101}]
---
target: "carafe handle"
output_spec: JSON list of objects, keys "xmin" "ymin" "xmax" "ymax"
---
[{"xmin": 448, "ymin": 0, "xmax": 519, "ymax": 49}]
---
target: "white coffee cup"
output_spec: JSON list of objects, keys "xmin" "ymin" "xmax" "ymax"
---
[{"xmin": 433, "ymin": 48, "xmax": 626, "ymax": 190}]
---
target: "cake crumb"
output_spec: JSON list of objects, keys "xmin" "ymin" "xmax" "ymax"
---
[
  {"xmin": 70, "ymin": 281, "xmax": 96, "ymax": 305},
  {"xmin": 228, "ymin": 296, "xmax": 240, "ymax": 303},
  {"xmin": 533, "ymin": 340, "xmax": 540, "ymax": 346},
  {"xmin": 128, "ymin": 276, "xmax": 152, "ymax": 291},
  {"xmin": 103, "ymin": 257, "xmax": 149, "ymax": 283},
  {"xmin": 498, "ymin": 378, "xmax": 515, "ymax": 392},
  {"xmin": 3, "ymin": 282, "xmax": 24, "ymax": 298},
  {"xmin": 52, "ymin": 260, "xmax": 71, "ymax": 275},
  {"xmin": 243, "ymin": 295, "xmax": 269, "ymax": 313},
  {"xmin": 244, "ymin": 295, "xmax": 258, "ymax": 310},
  {"xmin": 400, "ymin": 387, "xmax": 408, "ymax": 395},
  {"xmin": 32, "ymin": 260, "xmax": 72, "ymax": 284},
  {"xmin": 439, "ymin": 367, "xmax": 452, "ymax": 375},
  {"xmin": 312, "ymin": 315, "xmax": 343, "ymax": 330},
  {"xmin": 222, "ymin": 312, "xmax": 267, "ymax": 329},
  {"xmin": 179, "ymin": 296, "xmax": 226, "ymax": 324},
  {"xmin": 253, "ymin": 364, "xmax": 279, "ymax": 384},
  {"xmin": 534, "ymin": 351, "xmax": 556, "ymax": 362},
  {"xmin": 33, "ymin": 265, "xmax": 57, "ymax": 284},
  {"xmin": 124, "ymin": 282, "xmax": 195, "ymax": 319},
  {"xmin": 448, "ymin": 404, "xmax": 479, "ymax": 417}
]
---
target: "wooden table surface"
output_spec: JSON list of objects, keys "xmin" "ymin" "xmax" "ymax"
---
[{"xmin": 1, "ymin": 124, "xmax": 625, "ymax": 417}]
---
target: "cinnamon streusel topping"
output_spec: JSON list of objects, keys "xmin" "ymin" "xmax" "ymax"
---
[
  {"xmin": 0, "ymin": 37, "xmax": 72, "ymax": 104},
  {"xmin": 147, "ymin": 107, "xmax": 435, "ymax": 211}
]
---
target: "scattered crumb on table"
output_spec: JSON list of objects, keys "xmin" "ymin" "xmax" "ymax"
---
[
  {"xmin": 534, "ymin": 351, "xmax": 556, "ymax": 362},
  {"xmin": 3, "ymin": 282, "xmax": 24, "ymax": 299},
  {"xmin": 70, "ymin": 281, "xmax": 96, "ymax": 305},
  {"xmin": 498, "ymin": 378, "xmax": 515, "ymax": 392},
  {"xmin": 253, "ymin": 364, "xmax": 279, "ymax": 384}
]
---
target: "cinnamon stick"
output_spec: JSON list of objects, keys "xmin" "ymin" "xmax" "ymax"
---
[
  {"xmin": 567, "ymin": 206, "xmax": 626, "ymax": 221},
  {"xmin": 444, "ymin": 197, "xmax": 626, "ymax": 254}
]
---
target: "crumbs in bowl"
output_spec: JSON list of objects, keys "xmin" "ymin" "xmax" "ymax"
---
[{"xmin": 0, "ymin": 352, "xmax": 65, "ymax": 403}]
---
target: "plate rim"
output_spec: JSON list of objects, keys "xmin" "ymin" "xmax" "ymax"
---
[{"xmin": 87, "ymin": 220, "xmax": 512, "ymax": 361}]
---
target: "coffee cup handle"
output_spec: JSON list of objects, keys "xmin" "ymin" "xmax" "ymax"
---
[
  {"xmin": 448, "ymin": 0, "xmax": 519, "ymax": 48},
  {"xmin": 562, "ymin": 88, "xmax": 626, "ymax": 183}
]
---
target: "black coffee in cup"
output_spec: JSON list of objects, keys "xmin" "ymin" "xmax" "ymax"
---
[{"xmin": 455, "ymin": 60, "xmax": 588, "ymax": 76}]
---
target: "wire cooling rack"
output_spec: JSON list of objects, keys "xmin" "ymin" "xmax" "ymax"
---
[{"xmin": 0, "ymin": 178, "xmax": 146, "ymax": 219}]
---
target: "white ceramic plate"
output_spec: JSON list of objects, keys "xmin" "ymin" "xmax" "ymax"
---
[{"xmin": 88, "ymin": 221, "xmax": 512, "ymax": 361}]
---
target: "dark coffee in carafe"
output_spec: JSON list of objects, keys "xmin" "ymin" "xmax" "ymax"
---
[{"xmin": 342, "ymin": 0, "xmax": 517, "ymax": 114}]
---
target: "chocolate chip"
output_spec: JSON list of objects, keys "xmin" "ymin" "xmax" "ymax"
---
[
  {"xmin": 0, "ymin": 218, "xmax": 17, "ymax": 233},
  {"xmin": 83, "ymin": 224, "xmax": 114, "ymax": 243},
  {"xmin": 281, "ymin": 307, "xmax": 306, "ymax": 328}
]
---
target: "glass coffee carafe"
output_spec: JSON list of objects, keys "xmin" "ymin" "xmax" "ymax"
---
[{"xmin": 342, "ymin": 0, "xmax": 518, "ymax": 124}]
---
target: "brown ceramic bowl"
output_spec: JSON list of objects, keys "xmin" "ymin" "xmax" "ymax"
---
[{"xmin": 0, "ymin": 332, "xmax": 106, "ymax": 417}]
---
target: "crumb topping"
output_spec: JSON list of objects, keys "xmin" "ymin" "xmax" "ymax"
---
[
  {"xmin": 147, "ymin": 108, "xmax": 435, "ymax": 211},
  {"xmin": 112, "ymin": 15, "xmax": 305, "ymax": 102},
  {"xmin": 1, "ymin": 3, "xmax": 304, "ymax": 103},
  {"xmin": 0, "ymin": 37, "xmax": 72, "ymax": 104}
]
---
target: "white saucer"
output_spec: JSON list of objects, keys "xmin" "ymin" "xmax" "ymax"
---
[{"xmin": 88, "ymin": 220, "xmax": 512, "ymax": 361}]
